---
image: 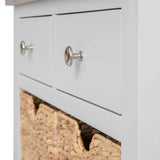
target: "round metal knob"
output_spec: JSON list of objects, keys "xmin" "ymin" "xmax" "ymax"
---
[
  {"xmin": 64, "ymin": 46, "xmax": 83, "ymax": 66},
  {"xmin": 20, "ymin": 41, "xmax": 33, "ymax": 55}
]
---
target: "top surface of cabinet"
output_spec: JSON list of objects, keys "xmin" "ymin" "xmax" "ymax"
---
[{"xmin": 6, "ymin": 0, "xmax": 39, "ymax": 5}]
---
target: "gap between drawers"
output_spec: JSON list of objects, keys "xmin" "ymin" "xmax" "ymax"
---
[
  {"xmin": 19, "ymin": 7, "xmax": 122, "ymax": 19},
  {"xmin": 57, "ymin": 89, "xmax": 122, "ymax": 117}
]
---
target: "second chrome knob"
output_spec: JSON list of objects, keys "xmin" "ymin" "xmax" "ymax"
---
[{"xmin": 64, "ymin": 46, "xmax": 83, "ymax": 66}]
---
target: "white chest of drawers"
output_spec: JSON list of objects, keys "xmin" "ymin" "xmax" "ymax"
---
[{"xmin": 9, "ymin": 0, "xmax": 160, "ymax": 160}]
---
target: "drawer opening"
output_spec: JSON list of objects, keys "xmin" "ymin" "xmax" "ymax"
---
[
  {"xmin": 57, "ymin": 88, "xmax": 122, "ymax": 116},
  {"xmin": 19, "ymin": 73, "xmax": 52, "ymax": 88},
  {"xmin": 56, "ymin": 7, "xmax": 122, "ymax": 16},
  {"xmin": 19, "ymin": 14, "xmax": 52, "ymax": 19},
  {"xmin": 20, "ymin": 91, "xmax": 121, "ymax": 159}
]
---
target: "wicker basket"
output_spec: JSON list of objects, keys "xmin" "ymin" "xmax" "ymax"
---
[{"xmin": 20, "ymin": 92, "xmax": 121, "ymax": 160}]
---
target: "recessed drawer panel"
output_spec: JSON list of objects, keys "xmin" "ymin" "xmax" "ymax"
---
[
  {"xmin": 54, "ymin": 10, "xmax": 122, "ymax": 114},
  {"xmin": 16, "ymin": 16, "xmax": 52, "ymax": 85}
]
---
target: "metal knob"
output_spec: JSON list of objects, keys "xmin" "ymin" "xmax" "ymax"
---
[
  {"xmin": 64, "ymin": 46, "xmax": 83, "ymax": 66},
  {"xmin": 20, "ymin": 41, "xmax": 33, "ymax": 55}
]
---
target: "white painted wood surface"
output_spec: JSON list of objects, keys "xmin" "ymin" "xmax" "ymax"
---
[
  {"xmin": 138, "ymin": 0, "xmax": 160, "ymax": 159},
  {"xmin": 14, "ymin": 0, "xmax": 121, "ymax": 17},
  {"xmin": 54, "ymin": 10, "xmax": 121, "ymax": 114},
  {"xmin": 16, "ymin": 16, "xmax": 53, "ymax": 85},
  {"xmin": 13, "ymin": 0, "xmax": 160, "ymax": 160},
  {"xmin": 6, "ymin": 0, "xmax": 38, "ymax": 5},
  {"xmin": 14, "ymin": 1, "xmax": 138, "ymax": 160}
]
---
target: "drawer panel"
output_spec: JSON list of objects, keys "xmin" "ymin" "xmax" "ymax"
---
[
  {"xmin": 54, "ymin": 10, "xmax": 122, "ymax": 114},
  {"xmin": 16, "ymin": 16, "xmax": 52, "ymax": 85}
]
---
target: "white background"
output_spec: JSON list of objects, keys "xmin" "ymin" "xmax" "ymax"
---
[{"xmin": 0, "ymin": 0, "xmax": 13, "ymax": 159}]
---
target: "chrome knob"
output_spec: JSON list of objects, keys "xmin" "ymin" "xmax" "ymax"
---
[
  {"xmin": 20, "ymin": 41, "xmax": 33, "ymax": 55},
  {"xmin": 64, "ymin": 46, "xmax": 83, "ymax": 66}
]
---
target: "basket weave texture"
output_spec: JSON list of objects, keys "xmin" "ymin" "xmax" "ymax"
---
[{"xmin": 20, "ymin": 92, "xmax": 121, "ymax": 160}]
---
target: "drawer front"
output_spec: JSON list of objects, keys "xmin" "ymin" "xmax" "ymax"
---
[
  {"xmin": 16, "ymin": 16, "xmax": 52, "ymax": 85},
  {"xmin": 54, "ymin": 10, "xmax": 122, "ymax": 114}
]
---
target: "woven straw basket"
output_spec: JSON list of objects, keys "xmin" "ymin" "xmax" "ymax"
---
[{"xmin": 20, "ymin": 92, "xmax": 121, "ymax": 160}]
